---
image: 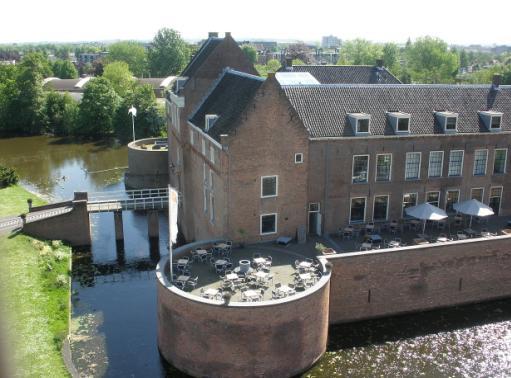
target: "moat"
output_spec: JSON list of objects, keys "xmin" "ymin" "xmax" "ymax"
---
[{"xmin": 2, "ymin": 135, "xmax": 511, "ymax": 377}]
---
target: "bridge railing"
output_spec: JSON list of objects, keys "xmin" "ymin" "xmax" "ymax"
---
[
  {"xmin": 88, "ymin": 187, "xmax": 169, "ymax": 202},
  {"xmin": 87, "ymin": 195, "xmax": 169, "ymax": 212}
]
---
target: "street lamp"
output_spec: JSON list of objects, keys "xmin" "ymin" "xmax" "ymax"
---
[{"xmin": 128, "ymin": 105, "xmax": 137, "ymax": 142}]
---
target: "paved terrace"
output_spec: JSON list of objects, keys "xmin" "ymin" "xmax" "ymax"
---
[
  {"xmin": 168, "ymin": 240, "xmax": 324, "ymax": 302},
  {"xmin": 327, "ymin": 215, "xmax": 511, "ymax": 253}
]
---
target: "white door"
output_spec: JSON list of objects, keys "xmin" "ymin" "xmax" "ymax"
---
[{"xmin": 315, "ymin": 213, "xmax": 322, "ymax": 236}]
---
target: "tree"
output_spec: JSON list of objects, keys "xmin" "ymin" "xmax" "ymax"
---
[
  {"xmin": 382, "ymin": 43, "xmax": 400, "ymax": 75},
  {"xmin": 337, "ymin": 39, "xmax": 382, "ymax": 65},
  {"xmin": 286, "ymin": 43, "xmax": 311, "ymax": 64},
  {"xmin": 241, "ymin": 45, "xmax": 257, "ymax": 64},
  {"xmin": 148, "ymin": 28, "xmax": 189, "ymax": 76},
  {"xmin": 405, "ymin": 36, "xmax": 459, "ymax": 83},
  {"xmin": 52, "ymin": 59, "xmax": 78, "ymax": 79},
  {"xmin": 102, "ymin": 61, "xmax": 135, "ymax": 97},
  {"xmin": 114, "ymin": 84, "xmax": 164, "ymax": 142},
  {"xmin": 459, "ymin": 49, "xmax": 469, "ymax": 68},
  {"xmin": 106, "ymin": 41, "xmax": 148, "ymax": 77},
  {"xmin": 266, "ymin": 59, "xmax": 281, "ymax": 73},
  {"xmin": 43, "ymin": 91, "xmax": 78, "ymax": 135},
  {"xmin": 77, "ymin": 77, "xmax": 120, "ymax": 137}
]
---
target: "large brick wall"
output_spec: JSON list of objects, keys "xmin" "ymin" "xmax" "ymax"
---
[
  {"xmin": 157, "ymin": 255, "xmax": 330, "ymax": 378},
  {"xmin": 326, "ymin": 235, "xmax": 511, "ymax": 323},
  {"xmin": 310, "ymin": 133, "xmax": 511, "ymax": 234}
]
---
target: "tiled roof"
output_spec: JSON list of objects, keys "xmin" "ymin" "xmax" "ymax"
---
[
  {"xmin": 189, "ymin": 69, "xmax": 264, "ymax": 141},
  {"xmin": 288, "ymin": 65, "xmax": 402, "ymax": 84},
  {"xmin": 181, "ymin": 38, "xmax": 223, "ymax": 78},
  {"xmin": 43, "ymin": 78, "xmax": 83, "ymax": 92},
  {"xmin": 281, "ymin": 84, "xmax": 511, "ymax": 138}
]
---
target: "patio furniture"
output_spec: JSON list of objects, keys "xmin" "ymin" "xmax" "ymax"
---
[
  {"xmin": 276, "ymin": 236, "xmax": 292, "ymax": 245},
  {"xmin": 253, "ymin": 257, "xmax": 267, "ymax": 268},
  {"xmin": 366, "ymin": 234, "xmax": 383, "ymax": 244},
  {"xmin": 436, "ymin": 233, "xmax": 450, "ymax": 242},
  {"xmin": 341, "ymin": 226, "xmax": 354, "ymax": 239},
  {"xmin": 454, "ymin": 199, "xmax": 494, "ymax": 228},
  {"xmin": 456, "ymin": 231, "xmax": 468, "ymax": 240},
  {"xmin": 405, "ymin": 203, "xmax": 448, "ymax": 235},
  {"xmin": 365, "ymin": 223, "xmax": 375, "ymax": 234},
  {"xmin": 186, "ymin": 276, "xmax": 198, "ymax": 290},
  {"xmin": 201, "ymin": 288, "xmax": 219, "ymax": 299},
  {"xmin": 464, "ymin": 228, "xmax": 477, "ymax": 237},
  {"xmin": 298, "ymin": 260, "xmax": 313, "ymax": 269},
  {"xmin": 413, "ymin": 238, "xmax": 429, "ymax": 245},
  {"xmin": 360, "ymin": 242, "xmax": 372, "ymax": 251},
  {"xmin": 387, "ymin": 239, "xmax": 401, "ymax": 248}
]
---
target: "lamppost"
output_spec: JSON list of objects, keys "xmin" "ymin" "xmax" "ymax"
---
[{"xmin": 128, "ymin": 105, "xmax": 137, "ymax": 142}]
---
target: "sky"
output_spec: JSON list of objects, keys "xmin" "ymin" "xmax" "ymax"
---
[{"xmin": 2, "ymin": 0, "xmax": 510, "ymax": 45}]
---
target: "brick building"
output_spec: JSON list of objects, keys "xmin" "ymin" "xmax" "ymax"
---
[{"xmin": 167, "ymin": 35, "xmax": 511, "ymax": 244}]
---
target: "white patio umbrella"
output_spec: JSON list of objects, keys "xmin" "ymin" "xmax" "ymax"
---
[
  {"xmin": 453, "ymin": 199, "xmax": 494, "ymax": 228},
  {"xmin": 405, "ymin": 202, "xmax": 448, "ymax": 234}
]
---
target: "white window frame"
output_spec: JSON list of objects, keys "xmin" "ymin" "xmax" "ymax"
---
[
  {"xmin": 448, "ymin": 150, "xmax": 464, "ymax": 177},
  {"xmin": 490, "ymin": 115, "xmax": 502, "ymax": 130},
  {"xmin": 372, "ymin": 194, "xmax": 389, "ymax": 222},
  {"xmin": 261, "ymin": 175, "xmax": 278, "ymax": 198},
  {"xmin": 387, "ymin": 112, "xmax": 411, "ymax": 134},
  {"xmin": 375, "ymin": 153, "xmax": 392, "ymax": 182},
  {"xmin": 473, "ymin": 149, "xmax": 488, "ymax": 176},
  {"xmin": 352, "ymin": 154, "xmax": 370, "ymax": 184},
  {"xmin": 201, "ymin": 139, "xmax": 206, "ymax": 156},
  {"xmin": 349, "ymin": 196, "xmax": 367, "ymax": 224},
  {"xmin": 175, "ymin": 106, "xmax": 180, "ymax": 132},
  {"xmin": 260, "ymin": 213, "xmax": 278, "ymax": 235},
  {"xmin": 209, "ymin": 193, "xmax": 215, "ymax": 223},
  {"xmin": 445, "ymin": 189, "xmax": 461, "ymax": 212},
  {"xmin": 402, "ymin": 192, "xmax": 418, "ymax": 218},
  {"xmin": 405, "ymin": 152, "xmax": 421, "ymax": 181},
  {"xmin": 425, "ymin": 191, "xmax": 441, "ymax": 207},
  {"xmin": 209, "ymin": 145, "xmax": 215, "ymax": 164},
  {"xmin": 489, "ymin": 186, "xmax": 503, "ymax": 215},
  {"xmin": 295, "ymin": 153, "xmax": 304, "ymax": 164},
  {"xmin": 203, "ymin": 163, "xmax": 208, "ymax": 213},
  {"xmin": 209, "ymin": 169, "xmax": 214, "ymax": 191},
  {"xmin": 470, "ymin": 187, "xmax": 485, "ymax": 202},
  {"xmin": 428, "ymin": 151, "xmax": 444, "ymax": 178},
  {"xmin": 308, "ymin": 202, "xmax": 320, "ymax": 212},
  {"xmin": 205, "ymin": 114, "xmax": 218, "ymax": 132},
  {"xmin": 356, "ymin": 118, "xmax": 371, "ymax": 134},
  {"xmin": 493, "ymin": 148, "xmax": 507, "ymax": 175},
  {"xmin": 190, "ymin": 129, "xmax": 194, "ymax": 145}
]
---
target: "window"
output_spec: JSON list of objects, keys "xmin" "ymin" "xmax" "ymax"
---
[
  {"xmin": 205, "ymin": 114, "xmax": 219, "ymax": 132},
  {"xmin": 203, "ymin": 163, "xmax": 208, "ymax": 213},
  {"xmin": 209, "ymin": 194, "xmax": 215, "ymax": 223},
  {"xmin": 435, "ymin": 111, "xmax": 458, "ymax": 133},
  {"xmin": 261, "ymin": 176, "xmax": 278, "ymax": 198},
  {"xmin": 397, "ymin": 118, "xmax": 410, "ymax": 132},
  {"xmin": 489, "ymin": 187, "xmax": 503, "ymax": 215},
  {"xmin": 202, "ymin": 139, "xmax": 206, "ymax": 155},
  {"xmin": 309, "ymin": 203, "xmax": 320, "ymax": 212},
  {"xmin": 387, "ymin": 111, "xmax": 410, "ymax": 134},
  {"xmin": 405, "ymin": 152, "xmax": 421, "ymax": 180},
  {"xmin": 295, "ymin": 153, "xmax": 303, "ymax": 164},
  {"xmin": 350, "ymin": 197, "xmax": 366, "ymax": 223},
  {"xmin": 373, "ymin": 195, "xmax": 389, "ymax": 221},
  {"xmin": 260, "ymin": 213, "xmax": 277, "ymax": 235},
  {"xmin": 493, "ymin": 148, "xmax": 507, "ymax": 174},
  {"xmin": 445, "ymin": 117, "xmax": 457, "ymax": 131},
  {"xmin": 426, "ymin": 191, "xmax": 440, "ymax": 208},
  {"xmin": 445, "ymin": 190, "xmax": 460, "ymax": 213},
  {"xmin": 471, "ymin": 188, "xmax": 484, "ymax": 202},
  {"xmin": 357, "ymin": 119, "xmax": 370, "ymax": 134},
  {"xmin": 376, "ymin": 154, "xmax": 392, "ymax": 182},
  {"xmin": 209, "ymin": 146, "xmax": 215, "ymax": 164},
  {"xmin": 428, "ymin": 151, "xmax": 444, "ymax": 178},
  {"xmin": 209, "ymin": 169, "xmax": 214, "ymax": 191},
  {"xmin": 448, "ymin": 150, "xmax": 464, "ymax": 177},
  {"xmin": 402, "ymin": 193, "xmax": 417, "ymax": 217},
  {"xmin": 491, "ymin": 116, "xmax": 502, "ymax": 130},
  {"xmin": 190, "ymin": 129, "xmax": 194, "ymax": 145},
  {"xmin": 352, "ymin": 155, "xmax": 369, "ymax": 183},
  {"xmin": 473, "ymin": 149, "xmax": 488, "ymax": 176},
  {"xmin": 347, "ymin": 113, "xmax": 371, "ymax": 135}
]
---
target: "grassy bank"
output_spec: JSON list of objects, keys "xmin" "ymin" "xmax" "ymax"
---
[{"xmin": 0, "ymin": 185, "xmax": 70, "ymax": 377}]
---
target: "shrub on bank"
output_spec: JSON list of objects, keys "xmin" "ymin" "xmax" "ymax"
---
[{"xmin": 0, "ymin": 165, "xmax": 19, "ymax": 188}]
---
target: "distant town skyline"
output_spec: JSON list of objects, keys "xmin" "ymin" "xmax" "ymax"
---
[{"xmin": 3, "ymin": 0, "xmax": 511, "ymax": 45}]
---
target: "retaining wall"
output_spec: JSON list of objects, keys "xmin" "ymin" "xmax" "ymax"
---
[
  {"xmin": 157, "ymin": 242, "xmax": 331, "ymax": 378},
  {"xmin": 326, "ymin": 235, "xmax": 511, "ymax": 323},
  {"xmin": 125, "ymin": 138, "xmax": 168, "ymax": 189}
]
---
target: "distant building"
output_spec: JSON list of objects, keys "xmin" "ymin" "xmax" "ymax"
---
[
  {"xmin": 321, "ymin": 35, "xmax": 341, "ymax": 49},
  {"xmin": 78, "ymin": 52, "xmax": 107, "ymax": 64}
]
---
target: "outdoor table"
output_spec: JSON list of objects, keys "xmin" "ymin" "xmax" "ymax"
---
[
  {"xmin": 413, "ymin": 238, "xmax": 429, "ymax": 245},
  {"xmin": 196, "ymin": 249, "xmax": 208, "ymax": 256},
  {"xmin": 177, "ymin": 259, "xmax": 189, "ymax": 265},
  {"xmin": 299, "ymin": 273, "xmax": 311, "ymax": 281},
  {"xmin": 215, "ymin": 243, "xmax": 229, "ymax": 249},
  {"xmin": 277, "ymin": 285, "xmax": 295, "ymax": 296},
  {"xmin": 464, "ymin": 228, "xmax": 477, "ymax": 237},
  {"xmin": 176, "ymin": 275, "xmax": 189, "ymax": 283},
  {"xmin": 360, "ymin": 242, "xmax": 372, "ymax": 250},
  {"xmin": 215, "ymin": 259, "xmax": 227, "ymax": 266},
  {"xmin": 253, "ymin": 257, "xmax": 266, "ymax": 266},
  {"xmin": 225, "ymin": 273, "xmax": 238, "ymax": 281},
  {"xmin": 254, "ymin": 271, "xmax": 268, "ymax": 280},
  {"xmin": 481, "ymin": 231, "xmax": 492, "ymax": 237},
  {"xmin": 243, "ymin": 290, "xmax": 260, "ymax": 301},
  {"xmin": 203, "ymin": 288, "xmax": 219, "ymax": 298},
  {"xmin": 457, "ymin": 233, "xmax": 468, "ymax": 240},
  {"xmin": 298, "ymin": 261, "xmax": 312, "ymax": 269},
  {"xmin": 436, "ymin": 236, "xmax": 449, "ymax": 242},
  {"xmin": 388, "ymin": 240, "xmax": 401, "ymax": 248}
]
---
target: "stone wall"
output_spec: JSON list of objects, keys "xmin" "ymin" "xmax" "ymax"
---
[
  {"xmin": 326, "ymin": 235, "xmax": 511, "ymax": 323},
  {"xmin": 157, "ymin": 242, "xmax": 331, "ymax": 378},
  {"xmin": 125, "ymin": 138, "xmax": 168, "ymax": 189}
]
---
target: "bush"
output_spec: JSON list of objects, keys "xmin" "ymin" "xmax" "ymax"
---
[{"xmin": 0, "ymin": 165, "xmax": 19, "ymax": 188}]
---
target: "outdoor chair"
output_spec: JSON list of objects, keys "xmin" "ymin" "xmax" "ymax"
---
[
  {"xmin": 294, "ymin": 260, "xmax": 301, "ymax": 269},
  {"xmin": 186, "ymin": 277, "xmax": 198, "ymax": 290},
  {"xmin": 253, "ymin": 253, "xmax": 261, "ymax": 259}
]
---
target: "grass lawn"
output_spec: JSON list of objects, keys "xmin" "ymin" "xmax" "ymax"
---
[{"xmin": 0, "ymin": 185, "xmax": 70, "ymax": 377}]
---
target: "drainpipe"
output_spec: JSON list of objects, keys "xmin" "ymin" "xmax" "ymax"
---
[{"xmin": 323, "ymin": 142, "xmax": 330, "ymax": 236}]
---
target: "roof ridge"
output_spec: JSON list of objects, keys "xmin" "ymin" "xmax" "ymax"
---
[
  {"xmin": 281, "ymin": 83, "xmax": 511, "ymax": 89},
  {"xmin": 224, "ymin": 68, "xmax": 265, "ymax": 82}
]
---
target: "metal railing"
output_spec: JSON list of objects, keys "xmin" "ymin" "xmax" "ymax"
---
[
  {"xmin": 88, "ymin": 187, "xmax": 169, "ymax": 202},
  {"xmin": 87, "ymin": 195, "xmax": 169, "ymax": 213}
]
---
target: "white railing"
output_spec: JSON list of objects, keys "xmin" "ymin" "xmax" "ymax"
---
[
  {"xmin": 87, "ymin": 195, "xmax": 169, "ymax": 213},
  {"xmin": 88, "ymin": 187, "xmax": 169, "ymax": 202}
]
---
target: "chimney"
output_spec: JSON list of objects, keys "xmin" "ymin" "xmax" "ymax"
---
[
  {"xmin": 492, "ymin": 74, "xmax": 501, "ymax": 88},
  {"xmin": 225, "ymin": 32, "xmax": 231, "ymax": 38},
  {"xmin": 376, "ymin": 59, "xmax": 384, "ymax": 68},
  {"xmin": 208, "ymin": 32, "xmax": 218, "ymax": 38}
]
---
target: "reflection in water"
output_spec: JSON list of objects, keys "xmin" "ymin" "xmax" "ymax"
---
[{"xmin": 4, "ymin": 136, "xmax": 511, "ymax": 377}]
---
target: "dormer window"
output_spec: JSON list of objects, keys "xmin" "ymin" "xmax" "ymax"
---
[
  {"xmin": 205, "ymin": 114, "xmax": 219, "ymax": 132},
  {"xmin": 347, "ymin": 113, "xmax": 371, "ymax": 135},
  {"xmin": 478, "ymin": 110, "xmax": 503, "ymax": 132},
  {"xmin": 435, "ymin": 111, "xmax": 458, "ymax": 133},
  {"xmin": 387, "ymin": 112, "xmax": 410, "ymax": 134}
]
